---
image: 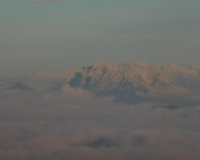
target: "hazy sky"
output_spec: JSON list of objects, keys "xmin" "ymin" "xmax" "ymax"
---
[{"xmin": 1, "ymin": 0, "xmax": 200, "ymax": 78}]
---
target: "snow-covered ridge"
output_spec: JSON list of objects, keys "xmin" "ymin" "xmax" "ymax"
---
[{"xmin": 62, "ymin": 61, "xmax": 200, "ymax": 96}]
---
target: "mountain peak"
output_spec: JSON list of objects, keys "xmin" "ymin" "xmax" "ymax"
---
[
  {"xmin": 169, "ymin": 63, "xmax": 179, "ymax": 69},
  {"xmin": 188, "ymin": 64, "xmax": 200, "ymax": 70},
  {"xmin": 7, "ymin": 82, "xmax": 32, "ymax": 91},
  {"xmin": 134, "ymin": 61, "xmax": 148, "ymax": 66}
]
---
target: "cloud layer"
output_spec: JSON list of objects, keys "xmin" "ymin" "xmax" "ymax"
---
[{"xmin": 0, "ymin": 79, "xmax": 200, "ymax": 160}]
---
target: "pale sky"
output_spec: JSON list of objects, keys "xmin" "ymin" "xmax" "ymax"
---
[{"xmin": 1, "ymin": 0, "xmax": 200, "ymax": 78}]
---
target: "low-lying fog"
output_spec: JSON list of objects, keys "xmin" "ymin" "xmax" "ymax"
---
[{"xmin": 0, "ymin": 80, "xmax": 200, "ymax": 160}]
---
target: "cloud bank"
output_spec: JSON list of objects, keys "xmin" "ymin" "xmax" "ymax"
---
[{"xmin": 0, "ymin": 78, "xmax": 200, "ymax": 160}]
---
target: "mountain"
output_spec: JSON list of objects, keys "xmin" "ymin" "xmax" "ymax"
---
[
  {"xmin": 160, "ymin": 63, "xmax": 200, "ymax": 93},
  {"xmin": 62, "ymin": 61, "xmax": 200, "ymax": 103},
  {"xmin": 7, "ymin": 82, "xmax": 32, "ymax": 91},
  {"xmin": 2, "ymin": 61, "xmax": 199, "ymax": 104}
]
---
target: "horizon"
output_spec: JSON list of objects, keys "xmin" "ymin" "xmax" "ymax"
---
[{"xmin": 1, "ymin": 60, "xmax": 200, "ymax": 79}]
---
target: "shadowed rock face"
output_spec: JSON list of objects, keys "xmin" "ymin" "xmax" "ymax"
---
[
  {"xmin": 7, "ymin": 82, "xmax": 32, "ymax": 91},
  {"xmin": 68, "ymin": 72, "xmax": 83, "ymax": 88}
]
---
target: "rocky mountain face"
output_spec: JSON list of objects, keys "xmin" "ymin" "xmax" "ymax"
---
[{"xmin": 62, "ymin": 61, "xmax": 200, "ymax": 103}]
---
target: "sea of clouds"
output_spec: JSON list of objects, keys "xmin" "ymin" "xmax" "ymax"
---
[{"xmin": 0, "ymin": 78, "xmax": 200, "ymax": 160}]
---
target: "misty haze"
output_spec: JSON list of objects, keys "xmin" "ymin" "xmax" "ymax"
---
[{"xmin": 1, "ymin": 0, "xmax": 200, "ymax": 159}]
